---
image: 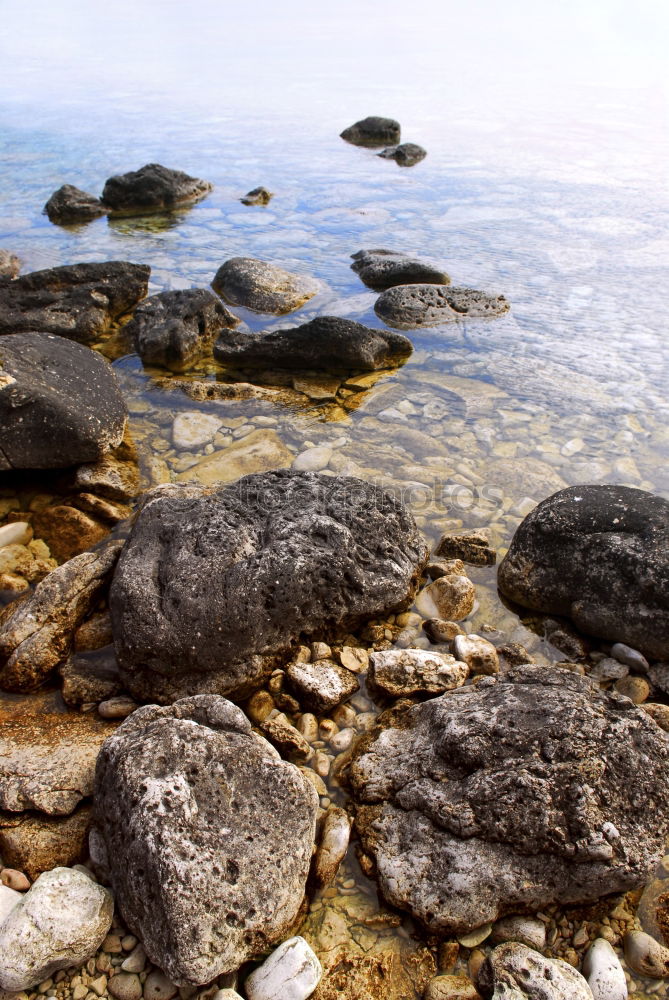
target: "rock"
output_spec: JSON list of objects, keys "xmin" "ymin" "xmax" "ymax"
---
[
  {"xmin": 338, "ymin": 647, "xmax": 369, "ymax": 673},
  {"xmin": 214, "ymin": 316, "xmax": 411, "ymax": 373},
  {"xmin": 490, "ymin": 916, "xmax": 546, "ymax": 951},
  {"xmin": 152, "ymin": 376, "xmax": 307, "ymax": 408},
  {"xmin": 0, "ymin": 261, "xmax": 149, "ymax": 342},
  {"xmin": 292, "ymin": 375, "xmax": 341, "ymax": 401},
  {"xmin": 121, "ymin": 944, "xmax": 146, "ymax": 974},
  {"xmin": 435, "ymin": 531, "xmax": 496, "ymax": 567},
  {"xmin": 624, "ymin": 929, "xmax": 669, "ymax": 978},
  {"xmin": 108, "ymin": 972, "xmax": 142, "ymax": 1000},
  {"xmin": 60, "ymin": 647, "xmax": 122, "ymax": 707},
  {"xmin": 313, "ymin": 807, "xmax": 351, "ymax": 887},
  {"xmin": 60, "ymin": 436, "xmax": 141, "ymax": 502},
  {"xmin": 292, "ymin": 447, "xmax": 333, "ymax": 473},
  {"xmin": 286, "ymin": 660, "xmax": 359, "ymax": 713},
  {"xmin": 176, "ymin": 429, "xmax": 294, "ymax": 486},
  {"xmin": 349, "ymin": 665, "xmax": 669, "ymax": 935},
  {"xmin": 611, "ymin": 643, "xmax": 649, "ymax": 673},
  {"xmin": 0, "ymin": 250, "xmax": 20, "ymax": 278},
  {"xmin": 125, "ymin": 289, "xmax": 239, "ymax": 371},
  {"xmin": 44, "ymin": 185, "xmax": 106, "ymax": 225},
  {"xmin": 340, "ymin": 117, "xmax": 401, "ymax": 147},
  {"xmin": 241, "ymin": 187, "xmax": 273, "ymax": 206},
  {"xmin": 0, "ymin": 522, "xmax": 32, "ymax": 547},
  {"xmin": 415, "ymin": 575, "xmax": 475, "ymax": 621},
  {"xmin": 0, "ymin": 541, "xmax": 122, "ymax": 692},
  {"xmin": 0, "ymin": 868, "xmax": 29, "ymax": 891},
  {"xmin": 477, "ymin": 942, "xmax": 594, "ymax": 999},
  {"xmin": 98, "ymin": 696, "xmax": 138, "ymax": 719},
  {"xmin": 172, "ymin": 411, "xmax": 224, "ymax": 450},
  {"xmin": 0, "ymin": 806, "xmax": 92, "ymax": 879},
  {"xmin": 260, "ymin": 715, "xmax": 311, "ymax": 760},
  {"xmin": 101, "ymin": 163, "xmax": 212, "ymax": 215},
  {"xmin": 452, "ymin": 634, "xmax": 499, "ymax": 676},
  {"xmin": 0, "ymin": 867, "xmax": 113, "ymax": 991},
  {"xmin": 110, "ymin": 472, "xmax": 426, "ymax": 703},
  {"xmin": 75, "ymin": 612, "xmax": 113, "ymax": 652},
  {"xmin": 0, "ymin": 334, "xmax": 127, "ymax": 470},
  {"xmin": 378, "ymin": 143, "xmax": 427, "ymax": 166},
  {"xmin": 498, "ymin": 486, "xmax": 669, "ymax": 660},
  {"xmin": 350, "ymin": 249, "xmax": 450, "ymax": 291},
  {"xmin": 643, "ymin": 704, "xmax": 669, "ymax": 732},
  {"xmin": 211, "ymin": 258, "xmax": 319, "ymax": 315},
  {"xmin": 423, "ymin": 619, "xmax": 464, "ymax": 644},
  {"xmin": 28, "ymin": 505, "xmax": 108, "ymax": 562},
  {"xmin": 94, "ymin": 696, "xmax": 319, "ymax": 986},
  {"xmin": 374, "ymin": 284, "xmax": 510, "ymax": 330},
  {"xmin": 582, "ymin": 938, "xmax": 627, "ymax": 1000},
  {"xmin": 309, "ymin": 947, "xmax": 434, "ymax": 1000},
  {"xmin": 140, "ymin": 971, "xmax": 178, "ymax": 1000},
  {"xmin": 368, "ymin": 648, "xmax": 468, "ymax": 697},
  {"xmin": 424, "ymin": 975, "xmax": 481, "ymax": 1000},
  {"xmin": 244, "ymin": 936, "xmax": 322, "ymax": 1000}
]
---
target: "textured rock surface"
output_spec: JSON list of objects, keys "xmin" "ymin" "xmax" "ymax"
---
[
  {"xmin": 214, "ymin": 316, "xmax": 412, "ymax": 373},
  {"xmin": 340, "ymin": 116, "xmax": 401, "ymax": 147},
  {"xmin": 0, "ymin": 250, "xmax": 21, "ymax": 278},
  {"xmin": 125, "ymin": 289, "xmax": 239, "ymax": 371},
  {"xmin": 94, "ymin": 695, "xmax": 319, "ymax": 985},
  {"xmin": 0, "ymin": 805, "xmax": 92, "ymax": 879},
  {"xmin": 378, "ymin": 143, "xmax": 427, "ymax": 166},
  {"xmin": 375, "ymin": 284, "xmax": 510, "ymax": 329},
  {"xmin": 0, "ymin": 334, "xmax": 127, "ymax": 470},
  {"xmin": 0, "ymin": 867, "xmax": 113, "ymax": 991},
  {"xmin": 286, "ymin": 659, "xmax": 359, "ymax": 713},
  {"xmin": 349, "ymin": 666, "xmax": 669, "ymax": 934},
  {"xmin": 498, "ymin": 485, "xmax": 669, "ymax": 660},
  {"xmin": 351, "ymin": 249, "xmax": 450, "ymax": 291},
  {"xmin": 478, "ymin": 942, "xmax": 594, "ymax": 999},
  {"xmin": 111, "ymin": 472, "xmax": 427, "ymax": 702},
  {"xmin": 175, "ymin": 429, "xmax": 294, "ymax": 486},
  {"xmin": 241, "ymin": 186, "xmax": 273, "ymax": 206},
  {"xmin": 244, "ymin": 936, "xmax": 322, "ymax": 1000},
  {"xmin": 368, "ymin": 648, "xmax": 469, "ymax": 697},
  {"xmin": 44, "ymin": 184, "xmax": 106, "ymax": 225},
  {"xmin": 101, "ymin": 163, "xmax": 212, "ymax": 215},
  {"xmin": 0, "ymin": 261, "xmax": 149, "ymax": 342},
  {"xmin": 212, "ymin": 257, "xmax": 319, "ymax": 315}
]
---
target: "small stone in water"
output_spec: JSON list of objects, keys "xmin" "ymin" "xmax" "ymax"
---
[
  {"xmin": 338, "ymin": 646, "xmax": 369, "ymax": 673},
  {"xmin": 453, "ymin": 634, "xmax": 499, "ymax": 675}
]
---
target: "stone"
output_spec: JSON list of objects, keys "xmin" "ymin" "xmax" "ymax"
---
[
  {"xmin": 94, "ymin": 696, "xmax": 319, "ymax": 986},
  {"xmin": 211, "ymin": 258, "xmax": 319, "ymax": 315},
  {"xmin": 292, "ymin": 447, "xmax": 333, "ymax": 472},
  {"xmin": 490, "ymin": 916, "xmax": 546, "ymax": 951},
  {"xmin": 643, "ymin": 703, "xmax": 669, "ymax": 732},
  {"xmin": 611, "ymin": 643, "xmax": 649, "ymax": 673},
  {"xmin": 28, "ymin": 505, "xmax": 108, "ymax": 562},
  {"xmin": 108, "ymin": 973, "xmax": 142, "ymax": 1000},
  {"xmin": 0, "ymin": 334, "xmax": 127, "ymax": 470},
  {"xmin": 375, "ymin": 284, "xmax": 509, "ymax": 329},
  {"xmin": 582, "ymin": 938, "xmax": 627, "ymax": 1000},
  {"xmin": 368, "ymin": 649, "xmax": 468, "ymax": 697},
  {"xmin": 313, "ymin": 807, "xmax": 351, "ymax": 887},
  {"xmin": 110, "ymin": 473, "xmax": 427, "ymax": 703},
  {"xmin": 0, "ymin": 250, "xmax": 20, "ymax": 278},
  {"xmin": 125, "ymin": 289, "xmax": 239, "ymax": 371},
  {"xmin": 286, "ymin": 660, "xmax": 359, "ymax": 713},
  {"xmin": 340, "ymin": 117, "xmax": 401, "ymax": 147},
  {"xmin": 172, "ymin": 411, "xmax": 224, "ymax": 450},
  {"xmin": 0, "ymin": 882, "xmax": 22, "ymax": 923},
  {"xmin": 0, "ymin": 867, "xmax": 29, "ymax": 891},
  {"xmin": 241, "ymin": 187, "xmax": 273, "ymax": 206},
  {"xmin": 176, "ymin": 429, "xmax": 294, "ymax": 486},
  {"xmin": 415, "ymin": 575, "xmax": 475, "ymax": 621},
  {"xmin": 424, "ymin": 975, "xmax": 481, "ymax": 1000},
  {"xmin": 498, "ymin": 486, "xmax": 669, "ymax": 660},
  {"xmin": 338, "ymin": 647, "xmax": 369, "ymax": 673},
  {"xmin": 309, "ymin": 947, "xmax": 434, "ymax": 1000},
  {"xmin": 142, "ymin": 971, "xmax": 177, "ymax": 1000},
  {"xmin": 0, "ymin": 522, "xmax": 32, "ymax": 547},
  {"xmin": 378, "ymin": 143, "xmax": 427, "ymax": 166},
  {"xmin": 214, "ymin": 316, "xmax": 411, "ymax": 373},
  {"xmin": 350, "ymin": 249, "xmax": 449, "ymax": 291},
  {"xmin": 477, "ymin": 943, "xmax": 593, "ymax": 999},
  {"xmin": 623, "ymin": 930, "xmax": 669, "ymax": 978},
  {"xmin": 60, "ymin": 436, "xmax": 141, "ymax": 502},
  {"xmin": 423, "ymin": 619, "xmax": 464, "ymax": 644},
  {"xmin": 452, "ymin": 635, "xmax": 499, "ymax": 676},
  {"xmin": 44, "ymin": 185, "xmax": 106, "ymax": 225},
  {"xmin": 0, "ymin": 541, "xmax": 122, "ymax": 692},
  {"xmin": 98, "ymin": 696, "xmax": 137, "ymax": 719},
  {"xmin": 260, "ymin": 715, "xmax": 311, "ymax": 759},
  {"xmin": 0, "ymin": 261, "xmax": 149, "ymax": 342},
  {"xmin": 101, "ymin": 163, "xmax": 212, "ymax": 215},
  {"xmin": 0, "ymin": 807, "xmax": 92, "ymax": 880},
  {"xmin": 435, "ymin": 531, "xmax": 496, "ymax": 567},
  {"xmin": 244, "ymin": 936, "xmax": 322, "ymax": 1000},
  {"xmin": 0, "ymin": 867, "xmax": 113, "ymax": 991},
  {"xmin": 121, "ymin": 944, "xmax": 146, "ymax": 974},
  {"xmin": 349, "ymin": 666, "xmax": 669, "ymax": 935},
  {"xmin": 75, "ymin": 613, "xmax": 113, "ymax": 652},
  {"xmin": 60, "ymin": 648, "xmax": 122, "ymax": 707}
]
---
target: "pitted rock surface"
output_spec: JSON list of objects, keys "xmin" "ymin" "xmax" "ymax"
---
[
  {"xmin": 110, "ymin": 471, "xmax": 427, "ymax": 703},
  {"xmin": 94, "ymin": 695, "xmax": 319, "ymax": 986},
  {"xmin": 101, "ymin": 163, "xmax": 212, "ymax": 215},
  {"xmin": 478, "ymin": 942, "xmax": 594, "ymax": 1000},
  {"xmin": 349, "ymin": 665, "xmax": 669, "ymax": 934},
  {"xmin": 374, "ymin": 283, "xmax": 510, "ymax": 329},
  {"xmin": 498, "ymin": 485, "xmax": 669, "ymax": 660}
]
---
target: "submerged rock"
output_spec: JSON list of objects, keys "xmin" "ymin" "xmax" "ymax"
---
[
  {"xmin": 349, "ymin": 665, "xmax": 669, "ymax": 934},
  {"xmin": 285, "ymin": 659, "xmax": 359, "ymax": 713},
  {"xmin": 101, "ymin": 163, "xmax": 213, "ymax": 215},
  {"xmin": 241, "ymin": 186, "xmax": 273, "ymax": 206},
  {"xmin": 94, "ymin": 695, "xmax": 319, "ymax": 985},
  {"xmin": 375, "ymin": 283, "xmax": 510, "ymax": 329},
  {"xmin": 498, "ymin": 485, "xmax": 669, "ymax": 660},
  {"xmin": 44, "ymin": 184, "xmax": 106, "ymax": 225},
  {"xmin": 340, "ymin": 116, "xmax": 401, "ymax": 147},
  {"xmin": 213, "ymin": 316, "xmax": 412, "ymax": 373},
  {"xmin": 478, "ymin": 942, "xmax": 594, "ymax": 1000},
  {"xmin": 378, "ymin": 142, "xmax": 427, "ymax": 166},
  {"xmin": 211, "ymin": 257, "xmax": 319, "ymax": 315},
  {"xmin": 0, "ymin": 250, "xmax": 20, "ymax": 278},
  {"xmin": 110, "ymin": 471, "xmax": 427, "ymax": 703},
  {"xmin": 351, "ymin": 248, "xmax": 450, "ymax": 291},
  {"xmin": 175, "ymin": 428, "xmax": 294, "ymax": 486}
]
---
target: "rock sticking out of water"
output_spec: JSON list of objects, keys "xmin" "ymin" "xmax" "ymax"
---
[
  {"xmin": 212, "ymin": 257, "xmax": 319, "ymax": 315},
  {"xmin": 351, "ymin": 248, "xmax": 450, "ymax": 290},
  {"xmin": 44, "ymin": 184, "xmax": 107, "ymax": 225},
  {"xmin": 378, "ymin": 142, "xmax": 427, "ymax": 166},
  {"xmin": 101, "ymin": 163, "xmax": 213, "ymax": 215},
  {"xmin": 340, "ymin": 116, "xmax": 401, "ymax": 147},
  {"xmin": 241, "ymin": 186, "xmax": 273, "ymax": 206},
  {"xmin": 375, "ymin": 283, "xmax": 510, "ymax": 329}
]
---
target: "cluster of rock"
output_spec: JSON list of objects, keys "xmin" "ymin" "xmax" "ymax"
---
[{"xmin": 339, "ymin": 116, "xmax": 427, "ymax": 167}]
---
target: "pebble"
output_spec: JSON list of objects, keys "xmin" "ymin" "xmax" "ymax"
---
[
  {"xmin": 490, "ymin": 915, "xmax": 546, "ymax": 951},
  {"xmin": 589, "ymin": 658, "xmax": 629, "ymax": 682},
  {"xmin": 108, "ymin": 974, "xmax": 143, "ymax": 1000},
  {"xmin": 98, "ymin": 697, "xmax": 138, "ymax": 720},
  {"xmin": 330, "ymin": 727, "xmax": 354, "ymax": 751},
  {"xmin": 614, "ymin": 676, "xmax": 651, "ymax": 704},
  {"xmin": 311, "ymin": 642, "xmax": 332, "ymax": 660},
  {"xmin": 338, "ymin": 646, "xmax": 369, "ymax": 673},
  {"xmin": 1, "ymin": 868, "xmax": 30, "ymax": 891},
  {"xmin": 611, "ymin": 643, "xmax": 649, "ymax": 674},
  {"xmin": 424, "ymin": 975, "xmax": 482, "ymax": 1000},
  {"xmin": 457, "ymin": 923, "xmax": 492, "ymax": 948},
  {"xmin": 121, "ymin": 936, "xmax": 138, "ymax": 952},
  {"xmin": 583, "ymin": 938, "xmax": 628, "ymax": 1000},
  {"xmin": 453, "ymin": 634, "xmax": 499, "ymax": 675},
  {"xmin": 244, "ymin": 936, "xmax": 322, "ymax": 1000},
  {"xmin": 89, "ymin": 976, "xmax": 107, "ymax": 996},
  {"xmin": 121, "ymin": 945, "xmax": 146, "ymax": 974},
  {"xmin": 296, "ymin": 713, "xmax": 319, "ymax": 742},
  {"xmin": 331, "ymin": 704, "xmax": 356, "ymax": 728},
  {"xmin": 643, "ymin": 704, "xmax": 669, "ymax": 732},
  {"xmin": 416, "ymin": 575, "xmax": 476, "ymax": 621},
  {"xmin": 624, "ymin": 930, "xmax": 669, "ymax": 978},
  {"xmin": 143, "ymin": 971, "xmax": 178, "ymax": 1000},
  {"xmin": 291, "ymin": 447, "xmax": 333, "ymax": 472},
  {"xmin": 0, "ymin": 522, "xmax": 33, "ymax": 548},
  {"xmin": 172, "ymin": 412, "xmax": 223, "ymax": 450},
  {"xmin": 313, "ymin": 806, "xmax": 352, "ymax": 886},
  {"xmin": 246, "ymin": 691, "xmax": 276, "ymax": 724}
]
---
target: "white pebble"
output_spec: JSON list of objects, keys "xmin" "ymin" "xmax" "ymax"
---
[
  {"xmin": 0, "ymin": 522, "xmax": 32, "ymax": 548},
  {"xmin": 244, "ymin": 936, "xmax": 322, "ymax": 1000},
  {"xmin": 583, "ymin": 938, "xmax": 627, "ymax": 1000}
]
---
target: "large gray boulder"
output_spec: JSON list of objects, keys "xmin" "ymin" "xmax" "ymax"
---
[
  {"xmin": 101, "ymin": 163, "xmax": 212, "ymax": 215},
  {"xmin": 0, "ymin": 334, "xmax": 127, "ymax": 470},
  {"xmin": 44, "ymin": 185, "xmax": 106, "ymax": 225},
  {"xmin": 211, "ymin": 257, "xmax": 319, "ymax": 315},
  {"xmin": 0, "ymin": 261, "xmax": 150, "ymax": 342},
  {"xmin": 340, "ymin": 116, "xmax": 401, "ymax": 147},
  {"xmin": 498, "ymin": 485, "xmax": 669, "ymax": 660},
  {"xmin": 349, "ymin": 665, "xmax": 669, "ymax": 934},
  {"xmin": 375, "ymin": 283, "xmax": 510, "ymax": 329},
  {"xmin": 94, "ymin": 695, "xmax": 319, "ymax": 986},
  {"xmin": 213, "ymin": 316, "xmax": 412, "ymax": 373},
  {"xmin": 110, "ymin": 471, "xmax": 427, "ymax": 703},
  {"xmin": 351, "ymin": 249, "xmax": 450, "ymax": 291}
]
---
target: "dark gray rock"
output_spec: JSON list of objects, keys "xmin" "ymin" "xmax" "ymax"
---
[
  {"xmin": 378, "ymin": 143, "xmax": 427, "ymax": 166},
  {"xmin": 94, "ymin": 695, "xmax": 319, "ymax": 985},
  {"xmin": 211, "ymin": 257, "xmax": 319, "ymax": 315},
  {"xmin": 349, "ymin": 665, "xmax": 669, "ymax": 934},
  {"xmin": 110, "ymin": 472, "xmax": 427, "ymax": 703},
  {"xmin": 213, "ymin": 316, "xmax": 412, "ymax": 373},
  {"xmin": 375, "ymin": 283, "xmax": 510, "ymax": 329},
  {"xmin": 498, "ymin": 486, "xmax": 669, "ymax": 660},
  {"xmin": 101, "ymin": 163, "xmax": 212, "ymax": 216},
  {"xmin": 124, "ymin": 289, "xmax": 240, "ymax": 371},
  {"xmin": 0, "ymin": 261, "xmax": 150, "ymax": 343},
  {"xmin": 44, "ymin": 185, "xmax": 107, "ymax": 225},
  {"xmin": 478, "ymin": 942, "xmax": 594, "ymax": 1000},
  {"xmin": 340, "ymin": 117, "xmax": 401, "ymax": 147},
  {"xmin": 241, "ymin": 187, "xmax": 273, "ymax": 206},
  {"xmin": 0, "ymin": 251, "xmax": 21, "ymax": 278},
  {"xmin": 0, "ymin": 334, "xmax": 127, "ymax": 471},
  {"xmin": 351, "ymin": 249, "xmax": 450, "ymax": 291}
]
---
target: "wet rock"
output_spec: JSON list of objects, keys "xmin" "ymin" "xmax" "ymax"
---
[
  {"xmin": 0, "ymin": 805, "xmax": 91, "ymax": 880},
  {"xmin": 424, "ymin": 975, "xmax": 481, "ymax": 1000},
  {"xmin": 244, "ymin": 936, "xmax": 322, "ymax": 1000},
  {"xmin": 378, "ymin": 142, "xmax": 427, "ymax": 166},
  {"xmin": 176, "ymin": 428, "xmax": 294, "ymax": 486},
  {"xmin": 44, "ymin": 185, "xmax": 106, "ymax": 225},
  {"xmin": 125, "ymin": 289, "xmax": 239, "ymax": 371},
  {"xmin": 452, "ymin": 634, "xmax": 499, "ymax": 676},
  {"xmin": 313, "ymin": 807, "xmax": 351, "ymax": 887},
  {"xmin": 423, "ymin": 619, "xmax": 464, "ymax": 644},
  {"xmin": 623, "ymin": 929, "xmax": 669, "ymax": 978},
  {"xmin": 490, "ymin": 916, "xmax": 546, "ymax": 951},
  {"xmin": 171, "ymin": 411, "xmax": 223, "ymax": 450},
  {"xmin": 0, "ymin": 867, "xmax": 113, "ymax": 991},
  {"xmin": 111, "ymin": 472, "xmax": 426, "ymax": 703},
  {"xmin": 0, "ymin": 261, "xmax": 149, "ymax": 342},
  {"xmin": 435, "ymin": 530, "xmax": 496, "ymax": 567},
  {"xmin": 478, "ymin": 942, "xmax": 593, "ymax": 999},
  {"xmin": 351, "ymin": 249, "xmax": 450, "ymax": 291},
  {"xmin": 582, "ymin": 938, "xmax": 627, "ymax": 1000},
  {"xmin": 153, "ymin": 376, "xmax": 308, "ymax": 408},
  {"xmin": 498, "ymin": 486, "xmax": 669, "ymax": 660},
  {"xmin": 241, "ymin": 187, "xmax": 273, "ymax": 206},
  {"xmin": 0, "ymin": 334, "xmax": 127, "ymax": 470},
  {"xmin": 340, "ymin": 116, "xmax": 401, "ymax": 147},
  {"xmin": 0, "ymin": 250, "xmax": 20, "ymax": 278},
  {"xmin": 286, "ymin": 660, "xmax": 359, "ymax": 713},
  {"xmin": 101, "ymin": 163, "xmax": 212, "ymax": 215},
  {"xmin": 349, "ymin": 666, "xmax": 669, "ymax": 934},
  {"xmin": 375, "ymin": 284, "xmax": 510, "ymax": 330},
  {"xmin": 0, "ymin": 541, "xmax": 122, "ymax": 692},
  {"xmin": 212, "ymin": 257, "xmax": 319, "ymax": 315},
  {"xmin": 94, "ymin": 695, "xmax": 319, "ymax": 985},
  {"xmin": 415, "ymin": 574, "xmax": 476, "ymax": 621},
  {"xmin": 214, "ymin": 316, "xmax": 411, "ymax": 373},
  {"xmin": 60, "ymin": 647, "xmax": 122, "ymax": 707},
  {"xmin": 368, "ymin": 648, "xmax": 468, "ymax": 697}
]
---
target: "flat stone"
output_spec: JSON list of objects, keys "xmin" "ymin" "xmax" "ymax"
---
[
  {"xmin": 350, "ymin": 249, "xmax": 449, "ymax": 291},
  {"xmin": 212, "ymin": 257, "xmax": 319, "ymax": 315},
  {"xmin": 176, "ymin": 429, "xmax": 294, "ymax": 486},
  {"xmin": 286, "ymin": 660, "xmax": 359, "ymax": 714},
  {"xmin": 244, "ymin": 936, "xmax": 322, "ymax": 1000},
  {"xmin": 292, "ymin": 447, "xmax": 334, "ymax": 472},
  {"xmin": 172, "ymin": 411, "xmax": 224, "ymax": 450},
  {"xmin": 44, "ymin": 185, "xmax": 106, "ymax": 225},
  {"xmin": 101, "ymin": 163, "xmax": 212, "ymax": 216},
  {"xmin": 340, "ymin": 117, "xmax": 401, "ymax": 147},
  {"xmin": 368, "ymin": 648, "xmax": 469, "ymax": 697},
  {"xmin": 378, "ymin": 143, "xmax": 427, "ymax": 166},
  {"xmin": 0, "ymin": 806, "xmax": 92, "ymax": 880},
  {"xmin": 374, "ymin": 284, "xmax": 510, "ymax": 330}
]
